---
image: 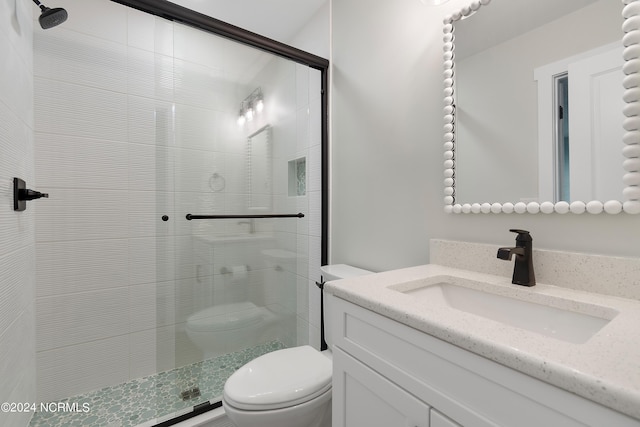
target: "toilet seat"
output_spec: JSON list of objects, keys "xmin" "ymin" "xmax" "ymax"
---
[{"xmin": 223, "ymin": 345, "xmax": 332, "ymax": 411}]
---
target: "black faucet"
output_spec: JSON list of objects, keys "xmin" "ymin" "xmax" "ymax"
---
[{"xmin": 497, "ymin": 229, "xmax": 535, "ymax": 287}]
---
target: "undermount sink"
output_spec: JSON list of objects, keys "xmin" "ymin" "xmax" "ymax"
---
[{"xmin": 399, "ymin": 280, "xmax": 615, "ymax": 344}]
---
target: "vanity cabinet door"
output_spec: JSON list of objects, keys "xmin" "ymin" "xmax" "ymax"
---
[{"xmin": 333, "ymin": 348, "xmax": 430, "ymax": 427}]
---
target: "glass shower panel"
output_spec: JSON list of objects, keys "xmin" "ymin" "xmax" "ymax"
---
[
  {"xmin": 28, "ymin": 1, "xmax": 322, "ymax": 425},
  {"xmin": 151, "ymin": 19, "xmax": 315, "ymax": 422}
]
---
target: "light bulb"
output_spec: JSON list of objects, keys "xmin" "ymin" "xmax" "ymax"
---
[
  {"xmin": 237, "ymin": 114, "xmax": 246, "ymax": 126},
  {"xmin": 255, "ymin": 99, "xmax": 264, "ymax": 113},
  {"xmin": 246, "ymin": 108, "xmax": 254, "ymax": 121}
]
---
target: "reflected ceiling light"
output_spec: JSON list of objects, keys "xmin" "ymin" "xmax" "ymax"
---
[
  {"xmin": 420, "ymin": 0, "xmax": 450, "ymax": 5},
  {"xmin": 237, "ymin": 111, "xmax": 246, "ymax": 126},
  {"xmin": 237, "ymin": 87, "xmax": 264, "ymax": 126}
]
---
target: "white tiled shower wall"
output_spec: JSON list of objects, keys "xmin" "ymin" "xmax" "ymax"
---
[
  {"xmin": 33, "ymin": 0, "xmax": 321, "ymax": 405},
  {"xmin": 0, "ymin": 0, "xmax": 37, "ymax": 426}
]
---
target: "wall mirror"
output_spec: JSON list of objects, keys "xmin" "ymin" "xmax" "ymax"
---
[
  {"xmin": 442, "ymin": 0, "xmax": 640, "ymax": 214},
  {"xmin": 247, "ymin": 124, "xmax": 272, "ymax": 211}
]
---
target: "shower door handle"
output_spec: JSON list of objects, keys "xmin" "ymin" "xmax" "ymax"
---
[{"xmin": 185, "ymin": 213, "xmax": 304, "ymax": 220}]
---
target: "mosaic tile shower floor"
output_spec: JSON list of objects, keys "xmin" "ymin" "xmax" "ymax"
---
[{"xmin": 29, "ymin": 341, "xmax": 285, "ymax": 427}]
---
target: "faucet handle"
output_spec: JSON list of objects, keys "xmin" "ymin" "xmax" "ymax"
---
[{"xmin": 509, "ymin": 229, "xmax": 532, "ymax": 241}]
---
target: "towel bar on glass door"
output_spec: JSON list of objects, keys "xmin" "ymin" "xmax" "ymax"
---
[{"xmin": 185, "ymin": 213, "xmax": 304, "ymax": 220}]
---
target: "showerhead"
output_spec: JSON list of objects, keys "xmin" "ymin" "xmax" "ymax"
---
[{"xmin": 32, "ymin": 0, "xmax": 68, "ymax": 29}]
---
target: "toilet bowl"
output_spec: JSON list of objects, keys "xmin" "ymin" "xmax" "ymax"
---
[
  {"xmin": 223, "ymin": 345, "xmax": 332, "ymax": 427},
  {"xmin": 222, "ymin": 264, "xmax": 373, "ymax": 427},
  {"xmin": 185, "ymin": 301, "xmax": 280, "ymax": 359}
]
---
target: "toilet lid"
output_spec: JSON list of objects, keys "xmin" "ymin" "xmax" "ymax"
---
[
  {"xmin": 223, "ymin": 345, "xmax": 332, "ymax": 411},
  {"xmin": 187, "ymin": 302, "xmax": 265, "ymax": 332}
]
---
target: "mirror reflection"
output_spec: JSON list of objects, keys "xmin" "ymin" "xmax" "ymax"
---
[
  {"xmin": 452, "ymin": 0, "xmax": 622, "ymax": 205},
  {"xmin": 247, "ymin": 125, "xmax": 272, "ymax": 211}
]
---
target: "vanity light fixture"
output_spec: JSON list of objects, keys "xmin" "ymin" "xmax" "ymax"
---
[{"xmin": 237, "ymin": 87, "xmax": 264, "ymax": 126}]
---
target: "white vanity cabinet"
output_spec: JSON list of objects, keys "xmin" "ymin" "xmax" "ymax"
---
[{"xmin": 329, "ymin": 295, "xmax": 640, "ymax": 427}]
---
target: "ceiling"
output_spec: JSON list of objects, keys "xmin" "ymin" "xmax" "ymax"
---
[
  {"xmin": 454, "ymin": 0, "xmax": 599, "ymax": 59},
  {"xmin": 166, "ymin": 0, "xmax": 327, "ymax": 44}
]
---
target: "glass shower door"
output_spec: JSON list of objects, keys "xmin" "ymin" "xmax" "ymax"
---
[
  {"xmin": 28, "ymin": 1, "xmax": 324, "ymax": 425},
  {"xmin": 151, "ymin": 17, "xmax": 318, "ymax": 423}
]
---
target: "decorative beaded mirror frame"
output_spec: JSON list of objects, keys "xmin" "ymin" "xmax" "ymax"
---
[{"xmin": 442, "ymin": 0, "xmax": 640, "ymax": 214}]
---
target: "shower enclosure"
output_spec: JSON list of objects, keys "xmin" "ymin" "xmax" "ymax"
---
[{"xmin": 29, "ymin": 0, "xmax": 328, "ymax": 425}]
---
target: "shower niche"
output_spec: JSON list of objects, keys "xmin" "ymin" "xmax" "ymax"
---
[{"xmin": 288, "ymin": 157, "xmax": 307, "ymax": 197}]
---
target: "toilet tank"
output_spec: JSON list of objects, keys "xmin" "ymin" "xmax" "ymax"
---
[{"xmin": 320, "ymin": 264, "xmax": 373, "ymax": 350}]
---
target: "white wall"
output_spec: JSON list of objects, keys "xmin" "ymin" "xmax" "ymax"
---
[
  {"xmin": 289, "ymin": 0, "xmax": 330, "ymax": 59},
  {"xmin": 331, "ymin": 0, "xmax": 435, "ymax": 271},
  {"xmin": 330, "ymin": 0, "xmax": 640, "ymax": 275},
  {"xmin": 0, "ymin": 0, "xmax": 37, "ymax": 425}
]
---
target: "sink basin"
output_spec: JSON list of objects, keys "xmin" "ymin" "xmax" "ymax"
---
[
  {"xmin": 198, "ymin": 233, "xmax": 272, "ymax": 245},
  {"xmin": 400, "ymin": 281, "xmax": 614, "ymax": 344}
]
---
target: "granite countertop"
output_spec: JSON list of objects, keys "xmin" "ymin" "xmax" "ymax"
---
[{"xmin": 324, "ymin": 264, "xmax": 640, "ymax": 421}]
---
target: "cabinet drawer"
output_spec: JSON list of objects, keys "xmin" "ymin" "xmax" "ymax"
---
[{"xmin": 330, "ymin": 295, "xmax": 639, "ymax": 427}]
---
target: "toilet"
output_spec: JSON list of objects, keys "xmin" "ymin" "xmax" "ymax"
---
[
  {"xmin": 222, "ymin": 264, "xmax": 373, "ymax": 427},
  {"xmin": 185, "ymin": 301, "xmax": 280, "ymax": 359}
]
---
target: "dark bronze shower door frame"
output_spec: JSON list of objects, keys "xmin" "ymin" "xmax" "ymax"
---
[
  {"xmin": 109, "ymin": 0, "xmax": 329, "ymax": 258},
  {"xmin": 108, "ymin": 0, "xmax": 329, "ymax": 425}
]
